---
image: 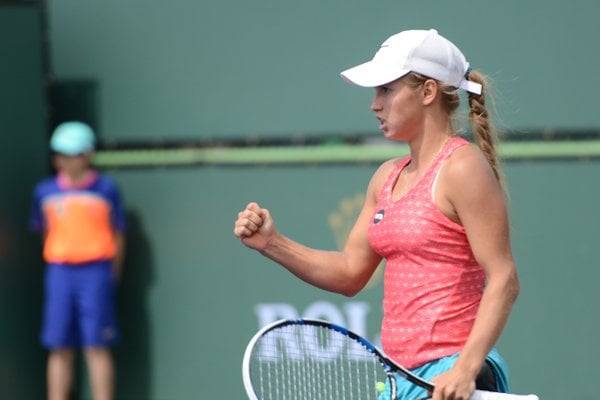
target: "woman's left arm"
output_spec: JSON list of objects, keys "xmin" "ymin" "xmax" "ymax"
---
[{"xmin": 432, "ymin": 145, "xmax": 520, "ymax": 400}]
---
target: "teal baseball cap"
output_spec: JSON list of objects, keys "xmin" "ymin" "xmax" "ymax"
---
[{"xmin": 50, "ymin": 121, "xmax": 96, "ymax": 155}]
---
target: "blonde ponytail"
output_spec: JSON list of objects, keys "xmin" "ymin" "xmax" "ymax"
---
[{"xmin": 466, "ymin": 70, "xmax": 506, "ymax": 191}]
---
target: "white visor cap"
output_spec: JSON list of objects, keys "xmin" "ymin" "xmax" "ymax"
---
[{"xmin": 340, "ymin": 29, "xmax": 482, "ymax": 95}]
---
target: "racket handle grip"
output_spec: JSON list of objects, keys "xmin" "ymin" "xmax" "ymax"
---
[{"xmin": 471, "ymin": 390, "xmax": 539, "ymax": 400}]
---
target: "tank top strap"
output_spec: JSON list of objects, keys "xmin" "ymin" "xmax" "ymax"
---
[
  {"xmin": 380, "ymin": 156, "xmax": 411, "ymax": 204},
  {"xmin": 421, "ymin": 136, "xmax": 471, "ymax": 187}
]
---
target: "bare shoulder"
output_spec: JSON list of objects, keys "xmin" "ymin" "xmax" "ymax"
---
[
  {"xmin": 443, "ymin": 143, "xmax": 497, "ymax": 187},
  {"xmin": 437, "ymin": 142, "xmax": 505, "ymax": 222},
  {"xmin": 367, "ymin": 157, "xmax": 403, "ymax": 199},
  {"xmin": 373, "ymin": 157, "xmax": 400, "ymax": 178}
]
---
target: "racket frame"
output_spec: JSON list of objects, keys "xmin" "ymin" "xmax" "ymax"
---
[
  {"xmin": 242, "ymin": 318, "xmax": 433, "ymax": 400},
  {"xmin": 242, "ymin": 318, "xmax": 539, "ymax": 400}
]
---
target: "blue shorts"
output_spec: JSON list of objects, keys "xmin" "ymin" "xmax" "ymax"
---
[
  {"xmin": 41, "ymin": 261, "xmax": 119, "ymax": 349},
  {"xmin": 377, "ymin": 348, "xmax": 509, "ymax": 400}
]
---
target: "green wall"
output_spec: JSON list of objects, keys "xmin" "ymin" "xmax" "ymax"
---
[
  {"xmin": 2, "ymin": 1, "xmax": 600, "ymax": 400},
  {"xmin": 503, "ymin": 161, "xmax": 600, "ymax": 399},
  {"xmin": 100, "ymin": 161, "xmax": 598, "ymax": 400},
  {"xmin": 47, "ymin": 0, "xmax": 600, "ymax": 141}
]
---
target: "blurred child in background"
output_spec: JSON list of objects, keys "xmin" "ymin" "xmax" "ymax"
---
[{"xmin": 30, "ymin": 121, "xmax": 126, "ymax": 400}]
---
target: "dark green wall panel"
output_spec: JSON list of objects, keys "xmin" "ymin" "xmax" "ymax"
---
[{"xmin": 0, "ymin": 5, "xmax": 49, "ymax": 400}]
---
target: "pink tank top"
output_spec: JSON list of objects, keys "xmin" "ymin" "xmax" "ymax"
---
[{"xmin": 368, "ymin": 136, "xmax": 485, "ymax": 369}]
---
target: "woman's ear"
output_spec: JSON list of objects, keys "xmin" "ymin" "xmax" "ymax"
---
[{"xmin": 422, "ymin": 79, "xmax": 438, "ymax": 106}]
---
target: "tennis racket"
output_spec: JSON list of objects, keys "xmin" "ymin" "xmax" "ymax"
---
[{"xmin": 243, "ymin": 318, "xmax": 538, "ymax": 400}]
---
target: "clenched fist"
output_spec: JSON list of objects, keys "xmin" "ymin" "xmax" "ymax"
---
[{"xmin": 233, "ymin": 202, "xmax": 276, "ymax": 252}]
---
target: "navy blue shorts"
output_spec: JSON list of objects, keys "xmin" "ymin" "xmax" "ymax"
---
[{"xmin": 41, "ymin": 261, "xmax": 119, "ymax": 349}]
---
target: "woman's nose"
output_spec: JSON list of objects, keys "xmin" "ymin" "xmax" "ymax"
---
[{"xmin": 370, "ymin": 95, "xmax": 382, "ymax": 112}]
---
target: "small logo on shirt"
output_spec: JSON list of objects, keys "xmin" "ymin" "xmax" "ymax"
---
[{"xmin": 373, "ymin": 209, "xmax": 385, "ymax": 224}]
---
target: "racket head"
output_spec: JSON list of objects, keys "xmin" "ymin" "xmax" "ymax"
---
[{"xmin": 242, "ymin": 318, "xmax": 432, "ymax": 400}]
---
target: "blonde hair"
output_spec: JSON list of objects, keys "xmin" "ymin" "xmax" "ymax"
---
[{"xmin": 405, "ymin": 71, "xmax": 505, "ymax": 191}]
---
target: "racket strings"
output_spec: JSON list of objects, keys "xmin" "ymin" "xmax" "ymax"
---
[{"xmin": 248, "ymin": 324, "xmax": 387, "ymax": 399}]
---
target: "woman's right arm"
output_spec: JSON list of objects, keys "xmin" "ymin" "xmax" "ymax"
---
[{"xmin": 233, "ymin": 160, "xmax": 394, "ymax": 296}]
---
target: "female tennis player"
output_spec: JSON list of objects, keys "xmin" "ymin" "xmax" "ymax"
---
[{"xmin": 234, "ymin": 29, "xmax": 520, "ymax": 400}]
